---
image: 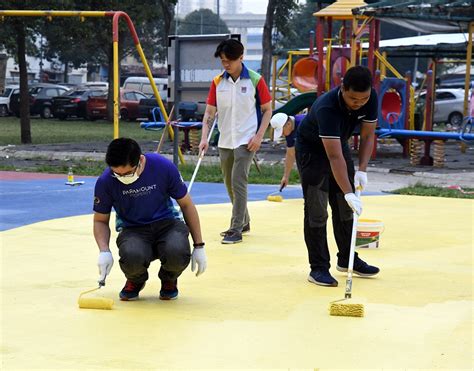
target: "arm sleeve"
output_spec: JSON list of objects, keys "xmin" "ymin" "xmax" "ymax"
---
[
  {"xmin": 167, "ymin": 164, "xmax": 188, "ymax": 200},
  {"xmin": 363, "ymin": 89, "xmax": 378, "ymax": 123},
  {"xmin": 93, "ymin": 177, "xmax": 113, "ymax": 214},
  {"xmin": 317, "ymin": 107, "xmax": 343, "ymax": 138},
  {"xmin": 206, "ymin": 80, "xmax": 217, "ymax": 107},
  {"xmin": 256, "ymin": 78, "xmax": 272, "ymax": 105}
]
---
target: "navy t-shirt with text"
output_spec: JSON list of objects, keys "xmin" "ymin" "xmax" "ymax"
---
[{"xmin": 93, "ymin": 153, "xmax": 187, "ymax": 227}]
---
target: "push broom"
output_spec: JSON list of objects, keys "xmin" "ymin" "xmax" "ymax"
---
[{"xmin": 329, "ymin": 189, "xmax": 364, "ymax": 317}]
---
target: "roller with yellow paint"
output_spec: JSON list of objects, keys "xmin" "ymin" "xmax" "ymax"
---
[
  {"xmin": 78, "ymin": 282, "xmax": 114, "ymax": 310},
  {"xmin": 267, "ymin": 187, "xmax": 284, "ymax": 202},
  {"xmin": 329, "ymin": 189, "xmax": 364, "ymax": 317}
]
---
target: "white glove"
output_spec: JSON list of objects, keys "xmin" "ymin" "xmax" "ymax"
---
[
  {"xmin": 191, "ymin": 247, "xmax": 207, "ymax": 277},
  {"xmin": 97, "ymin": 251, "xmax": 114, "ymax": 284},
  {"xmin": 344, "ymin": 193, "xmax": 362, "ymax": 216},
  {"xmin": 354, "ymin": 171, "xmax": 368, "ymax": 191}
]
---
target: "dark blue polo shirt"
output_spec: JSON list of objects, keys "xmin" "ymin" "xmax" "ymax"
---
[
  {"xmin": 296, "ymin": 87, "xmax": 378, "ymax": 155},
  {"xmin": 285, "ymin": 114, "xmax": 305, "ymax": 148}
]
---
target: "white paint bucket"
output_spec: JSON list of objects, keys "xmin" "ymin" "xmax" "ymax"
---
[{"xmin": 356, "ymin": 219, "xmax": 384, "ymax": 249}]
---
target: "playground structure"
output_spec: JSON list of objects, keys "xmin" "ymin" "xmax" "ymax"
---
[
  {"xmin": 271, "ymin": 0, "xmax": 474, "ymax": 167},
  {"xmin": 0, "ymin": 9, "xmax": 186, "ymax": 165}
]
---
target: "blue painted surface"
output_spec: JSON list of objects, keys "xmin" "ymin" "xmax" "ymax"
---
[{"xmin": 0, "ymin": 177, "xmax": 382, "ymax": 231}]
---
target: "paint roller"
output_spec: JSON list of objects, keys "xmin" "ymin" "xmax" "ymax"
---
[
  {"xmin": 329, "ymin": 188, "xmax": 364, "ymax": 317},
  {"xmin": 267, "ymin": 185, "xmax": 284, "ymax": 202},
  {"xmin": 78, "ymin": 279, "xmax": 114, "ymax": 310}
]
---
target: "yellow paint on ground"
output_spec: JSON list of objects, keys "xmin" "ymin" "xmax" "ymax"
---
[{"xmin": 1, "ymin": 196, "xmax": 472, "ymax": 369}]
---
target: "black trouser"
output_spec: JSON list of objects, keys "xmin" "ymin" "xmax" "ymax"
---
[
  {"xmin": 116, "ymin": 219, "xmax": 191, "ymax": 284},
  {"xmin": 296, "ymin": 151, "xmax": 357, "ymax": 271}
]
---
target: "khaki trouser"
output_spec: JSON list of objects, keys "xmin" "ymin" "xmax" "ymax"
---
[{"xmin": 218, "ymin": 145, "xmax": 255, "ymax": 233}]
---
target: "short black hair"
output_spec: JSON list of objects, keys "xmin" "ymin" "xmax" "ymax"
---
[
  {"xmin": 214, "ymin": 39, "xmax": 244, "ymax": 60},
  {"xmin": 105, "ymin": 138, "xmax": 141, "ymax": 167},
  {"xmin": 342, "ymin": 66, "xmax": 372, "ymax": 92}
]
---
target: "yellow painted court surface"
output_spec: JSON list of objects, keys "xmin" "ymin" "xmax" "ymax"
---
[{"xmin": 1, "ymin": 195, "xmax": 473, "ymax": 369}]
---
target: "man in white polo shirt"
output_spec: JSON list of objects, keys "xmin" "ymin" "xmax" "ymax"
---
[{"xmin": 199, "ymin": 39, "xmax": 272, "ymax": 244}]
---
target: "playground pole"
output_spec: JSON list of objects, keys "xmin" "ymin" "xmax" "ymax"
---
[
  {"xmin": 0, "ymin": 10, "xmax": 185, "ymax": 163},
  {"xmin": 463, "ymin": 22, "xmax": 473, "ymax": 118}
]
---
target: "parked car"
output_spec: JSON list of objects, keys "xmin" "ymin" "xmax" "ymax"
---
[
  {"xmin": 416, "ymin": 88, "xmax": 465, "ymax": 127},
  {"xmin": 84, "ymin": 81, "xmax": 109, "ymax": 89},
  {"xmin": 123, "ymin": 76, "xmax": 167, "ymax": 101},
  {"xmin": 86, "ymin": 89, "xmax": 148, "ymax": 121},
  {"xmin": 0, "ymin": 85, "xmax": 19, "ymax": 116},
  {"xmin": 10, "ymin": 83, "xmax": 70, "ymax": 119},
  {"xmin": 52, "ymin": 88, "xmax": 106, "ymax": 120}
]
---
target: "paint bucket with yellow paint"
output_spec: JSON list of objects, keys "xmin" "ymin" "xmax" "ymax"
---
[{"xmin": 356, "ymin": 219, "xmax": 384, "ymax": 249}]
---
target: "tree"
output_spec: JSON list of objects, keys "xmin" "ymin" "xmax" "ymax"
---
[
  {"xmin": 261, "ymin": 0, "xmax": 299, "ymax": 84},
  {"xmin": 177, "ymin": 9, "xmax": 229, "ymax": 35},
  {"xmin": 0, "ymin": 0, "xmax": 62, "ymax": 144}
]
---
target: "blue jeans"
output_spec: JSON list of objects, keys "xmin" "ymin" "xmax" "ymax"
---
[{"xmin": 116, "ymin": 219, "xmax": 191, "ymax": 283}]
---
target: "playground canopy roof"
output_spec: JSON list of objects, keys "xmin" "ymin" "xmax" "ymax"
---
[
  {"xmin": 314, "ymin": 0, "xmax": 368, "ymax": 19},
  {"xmin": 352, "ymin": 0, "xmax": 474, "ymax": 33},
  {"xmin": 364, "ymin": 33, "xmax": 470, "ymax": 58}
]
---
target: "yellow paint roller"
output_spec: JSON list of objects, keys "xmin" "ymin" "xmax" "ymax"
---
[
  {"xmin": 267, "ymin": 186, "xmax": 284, "ymax": 202},
  {"xmin": 329, "ymin": 187, "xmax": 364, "ymax": 317},
  {"xmin": 78, "ymin": 281, "xmax": 114, "ymax": 310},
  {"xmin": 267, "ymin": 194, "xmax": 283, "ymax": 202}
]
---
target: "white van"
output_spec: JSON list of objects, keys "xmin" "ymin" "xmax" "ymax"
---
[{"xmin": 123, "ymin": 76, "xmax": 167, "ymax": 101}]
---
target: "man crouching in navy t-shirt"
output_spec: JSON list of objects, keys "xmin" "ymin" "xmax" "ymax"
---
[{"xmin": 93, "ymin": 138, "xmax": 207, "ymax": 301}]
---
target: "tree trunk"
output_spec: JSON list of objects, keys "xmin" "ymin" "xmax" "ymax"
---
[
  {"xmin": 261, "ymin": 0, "xmax": 276, "ymax": 84},
  {"xmin": 107, "ymin": 51, "xmax": 116, "ymax": 123},
  {"xmin": 158, "ymin": 0, "xmax": 174, "ymax": 39},
  {"xmin": 16, "ymin": 22, "xmax": 32, "ymax": 144},
  {"xmin": 63, "ymin": 61, "xmax": 68, "ymax": 83}
]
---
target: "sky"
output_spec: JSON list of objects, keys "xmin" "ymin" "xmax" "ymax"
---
[{"xmin": 241, "ymin": 0, "xmax": 268, "ymax": 14}]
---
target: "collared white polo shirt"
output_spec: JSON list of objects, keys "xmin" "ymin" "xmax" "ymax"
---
[{"xmin": 206, "ymin": 64, "xmax": 271, "ymax": 149}]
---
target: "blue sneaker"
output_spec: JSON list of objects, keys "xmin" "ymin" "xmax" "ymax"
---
[
  {"xmin": 119, "ymin": 280, "xmax": 146, "ymax": 301},
  {"xmin": 159, "ymin": 280, "xmax": 179, "ymax": 300},
  {"xmin": 221, "ymin": 231, "xmax": 243, "ymax": 244},
  {"xmin": 308, "ymin": 269, "xmax": 338, "ymax": 287},
  {"xmin": 220, "ymin": 223, "xmax": 250, "ymax": 237},
  {"xmin": 337, "ymin": 258, "xmax": 380, "ymax": 277}
]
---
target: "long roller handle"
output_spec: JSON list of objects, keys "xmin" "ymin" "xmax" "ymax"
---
[
  {"xmin": 188, "ymin": 116, "xmax": 218, "ymax": 193},
  {"xmin": 345, "ymin": 188, "xmax": 361, "ymax": 299}
]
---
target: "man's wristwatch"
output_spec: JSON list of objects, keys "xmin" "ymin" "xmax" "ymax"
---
[{"xmin": 193, "ymin": 242, "xmax": 205, "ymax": 248}]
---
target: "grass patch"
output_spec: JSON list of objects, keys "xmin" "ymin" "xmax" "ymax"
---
[
  {"xmin": 0, "ymin": 116, "xmax": 154, "ymax": 145},
  {"xmin": 0, "ymin": 158, "xmax": 301, "ymax": 186},
  {"xmin": 392, "ymin": 183, "xmax": 474, "ymax": 199}
]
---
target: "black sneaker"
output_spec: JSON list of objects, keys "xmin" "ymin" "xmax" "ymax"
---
[
  {"xmin": 221, "ymin": 231, "xmax": 243, "ymax": 244},
  {"xmin": 119, "ymin": 280, "xmax": 146, "ymax": 301},
  {"xmin": 159, "ymin": 280, "xmax": 179, "ymax": 300},
  {"xmin": 308, "ymin": 269, "xmax": 338, "ymax": 287},
  {"xmin": 220, "ymin": 223, "xmax": 250, "ymax": 237},
  {"xmin": 337, "ymin": 258, "xmax": 380, "ymax": 277}
]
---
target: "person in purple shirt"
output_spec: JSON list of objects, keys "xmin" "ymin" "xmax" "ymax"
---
[{"xmin": 93, "ymin": 138, "xmax": 207, "ymax": 301}]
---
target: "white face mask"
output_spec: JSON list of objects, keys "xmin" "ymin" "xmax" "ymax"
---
[
  {"xmin": 113, "ymin": 161, "xmax": 141, "ymax": 185},
  {"xmin": 116, "ymin": 172, "xmax": 139, "ymax": 185}
]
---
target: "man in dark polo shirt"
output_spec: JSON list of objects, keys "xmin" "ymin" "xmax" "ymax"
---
[{"xmin": 295, "ymin": 65, "xmax": 380, "ymax": 287}]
